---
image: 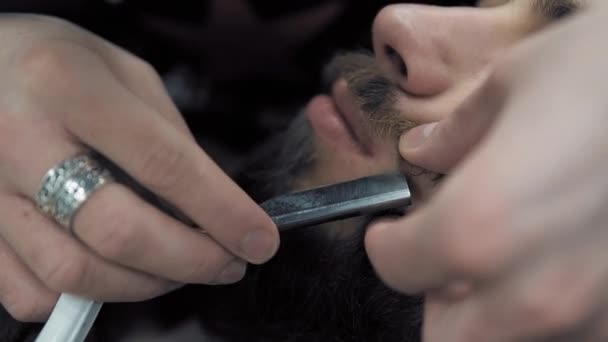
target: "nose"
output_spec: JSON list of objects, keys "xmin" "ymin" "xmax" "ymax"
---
[{"xmin": 372, "ymin": 4, "xmax": 503, "ymax": 97}]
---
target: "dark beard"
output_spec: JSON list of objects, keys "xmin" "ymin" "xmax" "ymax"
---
[
  {"xmin": 132, "ymin": 53, "xmax": 424, "ymax": 341},
  {"xmin": 191, "ymin": 225, "xmax": 423, "ymax": 342},
  {"xmin": 0, "ymin": 53, "xmax": 424, "ymax": 342},
  {"xmin": 179, "ymin": 114, "xmax": 423, "ymax": 341},
  {"xmin": 236, "ymin": 112, "xmax": 317, "ymax": 203},
  {"xmin": 94, "ymin": 111, "xmax": 423, "ymax": 342},
  {"xmin": 323, "ymin": 51, "xmax": 416, "ymax": 139}
]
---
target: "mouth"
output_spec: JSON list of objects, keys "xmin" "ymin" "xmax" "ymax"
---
[
  {"xmin": 303, "ymin": 86, "xmax": 442, "ymax": 206},
  {"xmin": 305, "ymin": 82, "xmax": 374, "ymax": 157}
]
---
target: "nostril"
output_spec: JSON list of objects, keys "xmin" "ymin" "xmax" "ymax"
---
[{"xmin": 384, "ymin": 45, "xmax": 408, "ymax": 78}]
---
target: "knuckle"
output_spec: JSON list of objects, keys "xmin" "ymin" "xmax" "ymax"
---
[
  {"xmin": 137, "ymin": 142, "xmax": 190, "ymax": 193},
  {"xmin": 15, "ymin": 42, "xmax": 99, "ymax": 96},
  {"xmin": 40, "ymin": 254, "xmax": 89, "ymax": 292},
  {"xmin": 17, "ymin": 45, "xmax": 76, "ymax": 88},
  {"xmin": 130, "ymin": 57, "xmax": 159, "ymax": 80},
  {"xmin": 18, "ymin": 14, "xmax": 78, "ymax": 32},
  {"xmin": 121, "ymin": 53, "xmax": 165, "ymax": 88}
]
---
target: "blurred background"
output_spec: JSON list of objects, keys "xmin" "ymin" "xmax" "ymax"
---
[
  {"xmin": 1, "ymin": 1, "xmax": 480, "ymax": 340},
  {"xmin": 2, "ymin": 0, "xmax": 476, "ymax": 175}
]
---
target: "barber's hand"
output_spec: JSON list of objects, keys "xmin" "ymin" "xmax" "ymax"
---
[
  {"xmin": 366, "ymin": 4, "xmax": 608, "ymax": 342},
  {"xmin": 0, "ymin": 14, "xmax": 278, "ymax": 322}
]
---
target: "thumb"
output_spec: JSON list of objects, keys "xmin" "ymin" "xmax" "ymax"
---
[{"xmin": 399, "ymin": 82, "xmax": 504, "ymax": 173}]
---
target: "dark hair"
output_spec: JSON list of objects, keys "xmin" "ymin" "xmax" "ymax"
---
[
  {"xmin": 176, "ymin": 117, "xmax": 424, "ymax": 341},
  {"xmin": 0, "ymin": 110, "xmax": 423, "ymax": 342},
  {"xmin": 190, "ymin": 227, "xmax": 423, "ymax": 342}
]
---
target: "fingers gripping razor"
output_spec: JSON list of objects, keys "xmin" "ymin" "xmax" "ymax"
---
[{"xmin": 36, "ymin": 173, "xmax": 411, "ymax": 342}]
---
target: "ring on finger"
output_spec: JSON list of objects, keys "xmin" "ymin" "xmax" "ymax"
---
[{"xmin": 35, "ymin": 152, "xmax": 113, "ymax": 232}]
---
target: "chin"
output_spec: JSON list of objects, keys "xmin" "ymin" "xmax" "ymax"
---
[{"xmin": 88, "ymin": 106, "xmax": 425, "ymax": 342}]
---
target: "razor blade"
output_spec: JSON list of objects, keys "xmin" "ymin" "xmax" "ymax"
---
[{"xmin": 261, "ymin": 173, "xmax": 412, "ymax": 231}]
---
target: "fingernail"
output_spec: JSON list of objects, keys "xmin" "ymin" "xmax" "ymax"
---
[
  {"xmin": 400, "ymin": 122, "xmax": 437, "ymax": 150},
  {"xmin": 216, "ymin": 260, "xmax": 247, "ymax": 284},
  {"xmin": 241, "ymin": 231, "xmax": 278, "ymax": 263}
]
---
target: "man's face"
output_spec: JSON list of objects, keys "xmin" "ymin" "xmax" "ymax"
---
[
  {"xmin": 299, "ymin": 0, "xmax": 583, "ymax": 204},
  {"xmin": 199, "ymin": 1, "xmax": 585, "ymax": 341}
]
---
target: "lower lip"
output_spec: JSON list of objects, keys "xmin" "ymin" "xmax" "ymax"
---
[{"xmin": 305, "ymin": 95, "xmax": 366, "ymax": 155}]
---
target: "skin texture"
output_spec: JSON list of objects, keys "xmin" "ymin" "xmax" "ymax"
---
[
  {"xmin": 71, "ymin": 3, "xmax": 608, "ymax": 335},
  {"xmin": 365, "ymin": 0, "xmax": 608, "ymax": 340},
  {"xmin": 2, "ymin": 4, "xmax": 607, "ymax": 342},
  {"xmin": 82, "ymin": 0, "xmax": 608, "ymax": 339},
  {"xmin": 0, "ymin": 14, "xmax": 279, "ymax": 322}
]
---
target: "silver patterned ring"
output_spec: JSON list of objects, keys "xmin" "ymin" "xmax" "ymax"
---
[{"xmin": 36, "ymin": 153, "xmax": 113, "ymax": 232}]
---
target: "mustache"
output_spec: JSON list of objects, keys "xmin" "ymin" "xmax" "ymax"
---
[
  {"xmin": 323, "ymin": 52, "xmax": 442, "ymax": 182},
  {"xmin": 323, "ymin": 51, "xmax": 416, "ymax": 138}
]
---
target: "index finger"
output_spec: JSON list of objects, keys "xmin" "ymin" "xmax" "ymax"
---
[
  {"xmin": 57, "ymin": 56, "xmax": 279, "ymax": 264},
  {"xmin": 398, "ymin": 69, "xmax": 503, "ymax": 174}
]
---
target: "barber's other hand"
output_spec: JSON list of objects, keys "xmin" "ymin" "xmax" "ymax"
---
[
  {"xmin": 0, "ymin": 14, "xmax": 278, "ymax": 322},
  {"xmin": 366, "ymin": 3, "xmax": 608, "ymax": 341}
]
